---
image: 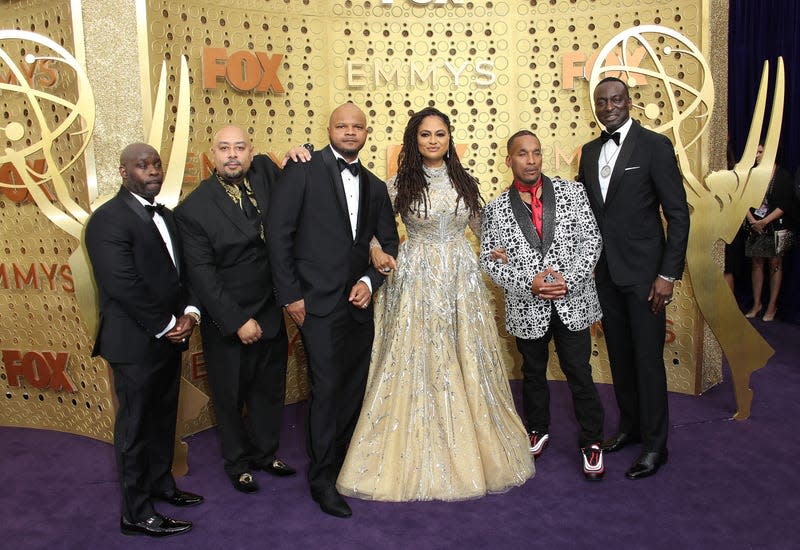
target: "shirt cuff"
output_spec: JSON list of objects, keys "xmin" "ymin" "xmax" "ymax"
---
[
  {"xmin": 359, "ymin": 275, "xmax": 373, "ymax": 294},
  {"xmin": 184, "ymin": 305, "xmax": 201, "ymax": 318},
  {"xmin": 156, "ymin": 315, "xmax": 177, "ymax": 339}
]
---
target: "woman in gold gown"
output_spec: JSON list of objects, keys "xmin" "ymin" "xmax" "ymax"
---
[{"xmin": 336, "ymin": 107, "xmax": 534, "ymax": 502}]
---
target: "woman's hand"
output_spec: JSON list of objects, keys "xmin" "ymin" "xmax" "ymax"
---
[{"xmin": 370, "ymin": 246, "xmax": 397, "ymax": 274}]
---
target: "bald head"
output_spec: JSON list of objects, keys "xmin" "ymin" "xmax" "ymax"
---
[
  {"xmin": 119, "ymin": 143, "xmax": 163, "ymax": 201},
  {"xmin": 211, "ymin": 125, "xmax": 253, "ymax": 183},
  {"xmin": 120, "ymin": 142, "xmax": 158, "ymax": 165},
  {"xmin": 327, "ymin": 103, "xmax": 368, "ymax": 161}
]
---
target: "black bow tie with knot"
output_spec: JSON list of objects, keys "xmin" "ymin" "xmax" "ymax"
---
[
  {"xmin": 144, "ymin": 203, "xmax": 165, "ymax": 217},
  {"xmin": 337, "ymin": 157, "xmax": 360, "ymax": 177},
  {"xmin": 600, "ymin": 130, "xmax": 620, "ymax": 145}
]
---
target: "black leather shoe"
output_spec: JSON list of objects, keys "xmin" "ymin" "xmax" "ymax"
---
[
  {"xmin": 232, "ymin": 472, "xmax": 259, "ymax": 493},
  {"xmin": 120, "ymin": 514, "xmax": 192, "ymax": 537},
  {"xmin": 156, "ymin": 489, "xmax": 204, "ymax": 507},
  {"xmin": 312, "ymin": 487, "xmax": 352, "ymax": 518},
  {"xmin": 625, "ymin": 450, "xmax": 668, "ymax": 480},
  {"xmin": 601, "ymin": 432, "xmax": 641, "ymax": 453},
  {"xmin": 256, "ymin": 458, "xmax": 297, "ymax": 477}
]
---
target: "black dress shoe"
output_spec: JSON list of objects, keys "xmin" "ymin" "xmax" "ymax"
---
[
  {"xmin": 156, "ymin": 489, "xmax": 204, "ymax": 507},
  {"xmin": 232, "ymin": 472, "xmax": 259, "ymax": 493},
  {"xmin": 625, "ymin": 450, "xmax": 668, "ymax": 480},
  {"xmin": 312, "ymin": 487, "xmax": 352, "ymax": 518},
  {"xmin": 256, "ymin": 458, "xmax": 297, "ymax": 477},
  {"xmin": 601, "ymin": 432, "xmax": 641, "ymax": 453},
  {"xmin": 120, "ymin": 514, "xmax": 192, "ymax": 537}
]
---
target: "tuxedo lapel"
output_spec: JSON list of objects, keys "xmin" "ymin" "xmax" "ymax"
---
[
  {"xmin": 207, "ymin": 179, "xmax": 261, "ymax": 243},
  {"xmin": 161, "ymin": 210, "xmax": 182, "ymax": 275},
  {"xmin": 583, "ymin": 139, "xmax": 604, "ymax": 211},
  {"xmin": 355, "ymin": 169, "xmax": 371, "ymax": 241},
  {"xmin": 120, "ymin": 189, "xmax": 178, "ymax": 272},
  {"xmin": 539, "ymin": 176, "xmax": 556, "ymax": 256},
  {"xmin": 509, "ymin": 186, "xmax": 541, "ymax": 251},
  {"xmin": 604, "ymin": 121, "xmax": 640, "ymax": 207},
  {"xmin": 322, "ymin": 146, "xmax": 354, "ymax": 238}
]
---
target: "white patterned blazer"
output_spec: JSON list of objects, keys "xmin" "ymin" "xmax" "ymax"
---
[{"xmin": 480, "ymin": 175, "xmax": 603, "ymax": 340}]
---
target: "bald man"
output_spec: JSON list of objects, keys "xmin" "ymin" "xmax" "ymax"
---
[
  {"xmin": 268, "ymin": 104, "xmax": 399, "ymax": 517},
  {"xmin": 175, "ymin": 126, "xmax": 295, "ymax": 495},
  {"xmin": 85, "ymin": 143, "xmax": 203, "ymax": 537}
]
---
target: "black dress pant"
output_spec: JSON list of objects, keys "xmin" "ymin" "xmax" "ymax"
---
[
  {"xmin": 300, "ymin": 295, "xmax": 373, "ymax": 494},
  {"xmin": 110, "ymin": 350, "xmax": 181, "ymax": 522},
  {"xmin": 202, "ymin": 321, "xmax": 288, "ymax": 479},
  {"xmin": 596, "ymin": 279, "xmax": 669, "ymax": 453},
  {"xmin": 516, "ymin": 310, "xmax": 604, "ymax": 448}
]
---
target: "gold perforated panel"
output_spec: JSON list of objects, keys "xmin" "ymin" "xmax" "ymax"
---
[
  {"xmin": 144, "ymin": 0, "xmax": 715, "ymax": 396},
  {"xmin": 0, "ymin": 0, "xmax": 113, "ymax": 439},
  {"xmin": 1, "ymin": 0, "xmax": 723, "ymax": 444}
]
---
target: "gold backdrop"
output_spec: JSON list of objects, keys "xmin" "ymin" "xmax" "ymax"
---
[{"xmin": 1, "ymin": 0, "xmax": 727, "ymax": 444}]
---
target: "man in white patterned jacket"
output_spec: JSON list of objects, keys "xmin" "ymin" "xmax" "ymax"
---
[{"xmin": 480, "ymin": 130, "xmax": 606, "ymax": 480}]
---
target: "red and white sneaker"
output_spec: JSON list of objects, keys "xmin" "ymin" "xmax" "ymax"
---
[
  {"xmin": 528, "ymin": 431, "xmax": 549, "ymax": 458},
  {"xmin": 581, "ymin": 443, "xmax": 605, "ymax": 481}
]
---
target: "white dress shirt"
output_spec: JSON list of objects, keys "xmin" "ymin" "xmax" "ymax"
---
[
  {"xmin": 598, "ymin": 116, "xmax": 633, "ymax": 201},
  {"xmin": 129, "ymin": 190, "xmax": 200, "ymax": 337},
  {"xmin": 330, "ymin": 148, "xmax": 372, "ymax": 294}
]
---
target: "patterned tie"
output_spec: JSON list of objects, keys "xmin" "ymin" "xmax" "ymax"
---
[{"xmin": 513, "ymin": 178, "xmax": 543, "ymax": 238}]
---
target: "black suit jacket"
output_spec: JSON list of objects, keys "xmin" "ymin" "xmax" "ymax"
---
[
  {"xmin": 85, "ymin": 187, "xmax": 194, "ymax": 363},
  {"xmin": 174, "ymin": 155, "xmax": 284, "ymax": 339},
  {"xmin": 267, "ymin": 145, "xmax": 399, "ymax": 320},
  {"xmin": 578, "ymin": 120, "xmax": 690, "ymax": 286}
]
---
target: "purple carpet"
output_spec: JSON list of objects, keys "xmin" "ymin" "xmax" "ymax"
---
[{"xmin": 3, "ymin": 319, "xmax": 797, "ymax": 549}]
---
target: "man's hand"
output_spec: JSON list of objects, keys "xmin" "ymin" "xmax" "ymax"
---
[
  {"xmin": 165, "ymin": 314, "xmax": 196, "ymax": 343},
  {"xmin": 237, "ymin": 318, "xmax": 263, "ymax": 344},
  {"xmin": 370, "ymin": 247, "xmax": 397, "ymax": 274},
  {"xmin": 490, "ymin": 246, "xmax": 509, "ymax": 264},
  {"xmin": 648, "ymin": 277, "xmax": 674, "ymax": 314},
  {"xmin": 348, "ymin": 281, "xmax": 372, "ymax": 309},
  {"xmin": 286, "ymin": 299, "xmax": 306, "ymax": 327},
  {"xmin": 281, "ymin": 146, "xmax": 312, "ymax": 168},
  {"xmin": 531, "ymin": 267, "xmax": 567, "ymax": 300}
]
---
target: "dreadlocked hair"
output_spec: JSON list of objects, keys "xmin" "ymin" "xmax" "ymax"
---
[{"xmin": 393, "ymin": 107, "xmax": 484, "ymax": 219}]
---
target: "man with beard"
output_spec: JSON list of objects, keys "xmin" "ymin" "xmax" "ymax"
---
[
  {"xmin": 268, "ymin": 103, "xmax": 399, "ymax": 517},
  {"xmin": 175, "ymin": 126, "xmax": 295, "ymax": 494},
  {"xmin": 85, "ymin": 143, "xmax": 203, "ymax": 537}
]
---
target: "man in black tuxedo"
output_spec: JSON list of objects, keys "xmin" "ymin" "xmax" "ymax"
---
[
  {"xmin": 174, "ymin": 125, "xmax": 295, "ymax": 494},
  {"xmin": 268, "ymin": 103, "xmax": 399, "ymax": 517},
  {"xmin": 85, "ymin": 143, "xmax": 203, "ymax": 537},
  {"xmin": 577, "ymin": 77, "xmax": 689, "ymax": 480}
]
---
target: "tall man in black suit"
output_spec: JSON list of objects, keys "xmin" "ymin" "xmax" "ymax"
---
[
  {"xmin": 85, "ymin": 143, "xmax": 203, "ymax": 537},
  {"xmin": 174, "ymin": 125, "xmax": 295, "ymax": 494},
  {"xmin": 268, "ymin": 103, "xmax": 399, "ymax": 518},
  {"xmin": 577, "ymin": 77, "xmax": 690, "ymax": 480}
]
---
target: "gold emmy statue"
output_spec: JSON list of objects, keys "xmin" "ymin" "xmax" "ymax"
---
[
  {"xmin": 0, "ymin": 30, "xmax": 207, "ymax": 472},
  {"xmin": 588, "ymin": 25, "xmax": 782, "ymax": 419}
]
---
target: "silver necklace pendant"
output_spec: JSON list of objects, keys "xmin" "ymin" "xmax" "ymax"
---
[{"xmin": 600, "ymin": 165, "xmax": 612, "ymax": 178}]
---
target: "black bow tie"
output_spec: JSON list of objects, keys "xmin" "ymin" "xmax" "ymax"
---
[
  {"xmin": 144, "ymin": 203, "xmax": 165, "ymax": 217},
  {"xmin": 337, "ymin": 157, "xmax": 360, "ymax": 177},
  {"xmin": 600, "ymin": 130, "xmax": 620, "ymax": 145}
]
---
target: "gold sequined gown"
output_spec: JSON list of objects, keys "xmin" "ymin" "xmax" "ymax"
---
[{"xmin": 336, "ymin": 165, "xmax": 534, "ymax": 502}]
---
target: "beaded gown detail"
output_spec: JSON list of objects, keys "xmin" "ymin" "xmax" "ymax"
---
[{"xmin": 336, "ymin": 165, "xmax": 534, "ymax": 501}]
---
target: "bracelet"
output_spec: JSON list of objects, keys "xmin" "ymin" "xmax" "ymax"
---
[{"xmin": 658, "ymin": 274, "xmax": 676, "ymax": 283}]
